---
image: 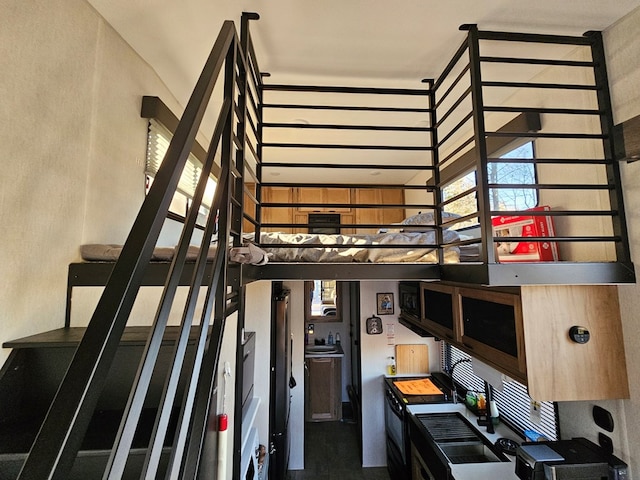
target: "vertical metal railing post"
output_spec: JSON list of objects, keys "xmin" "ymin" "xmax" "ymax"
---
[
  {"xmin": 464, "ymin": 24, "xmax": 496, "ymax": 265},
  {"xmin": 586, "ymin": 30, "xmax": 632, "ymax": 263}
]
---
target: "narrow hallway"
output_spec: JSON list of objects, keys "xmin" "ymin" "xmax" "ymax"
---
[{"xmin": 288, "ymin": 421, "xmax": 390, "ymax": 480}]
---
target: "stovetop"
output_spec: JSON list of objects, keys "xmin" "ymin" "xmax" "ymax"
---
[{"xmin": 384, "ymin": 372, "xmax": 453, "ymax": 405}]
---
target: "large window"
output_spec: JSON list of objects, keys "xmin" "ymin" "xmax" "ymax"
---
[
  {"xmin": 442, "ymin": 343, "xmax": 558, "ymax": 441},
  {"xmin": 441, "ymin": 141, "xmax": 537, "ymax": 228}
]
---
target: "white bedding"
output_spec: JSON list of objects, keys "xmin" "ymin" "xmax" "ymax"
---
[
  {"xmin": 80, "ymin": 229, "xmax": 460, "ymax": 265},
  {"xmin": 256, "ymin": 230, "xmax": 460, "ymax": 263}
]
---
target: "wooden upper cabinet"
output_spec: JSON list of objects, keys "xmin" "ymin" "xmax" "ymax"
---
[
  {"xmin": 261, "ymin": 186, "xmax": 293, "ymax": 232},
  {"xmin": 353, "ymin": 188, "xmax": 406, "ymax": 234},
  {"xmin": 520, "ymin": 285, "xmax": 629, "ymax": 402},
  {"xmin": 418, "ymin": 282, "xmax": 629, "ymax": 402},
  {"xmin": 295, "ymin": 187, "xmax": 351, "ymax": 212}
]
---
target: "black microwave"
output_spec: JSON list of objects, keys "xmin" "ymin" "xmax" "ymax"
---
[{"xmin": 399, "ymin": 282, "xmax": 420, "ymax": 321}]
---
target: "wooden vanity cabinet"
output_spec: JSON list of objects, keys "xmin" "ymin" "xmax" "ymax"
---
[{"xmin": 305, "ymin": 356, "xmax": 342, "ymax": 421}]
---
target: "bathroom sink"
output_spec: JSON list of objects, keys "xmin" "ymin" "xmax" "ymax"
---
[{"xmin": 305, "ymin": 345, "xmax": 338, "ymax": 354}]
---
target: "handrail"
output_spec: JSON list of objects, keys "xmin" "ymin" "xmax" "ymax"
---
[{"xmin": 18, "ymin": 19, "xmax": 243, "ymax": 480}]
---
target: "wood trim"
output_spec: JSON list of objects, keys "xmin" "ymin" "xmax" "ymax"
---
[
  {"xmin": 439, "ymin": 112, "xmax": 541, "ymax": 185},
  {"xmin": 613, "ymin": 113, "xmax": 640, "ymax": 162}
]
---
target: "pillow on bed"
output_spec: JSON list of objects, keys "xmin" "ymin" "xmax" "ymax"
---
[{"xmin": 400, "ymin": 211, "xmax": 460, "ymax": 231}]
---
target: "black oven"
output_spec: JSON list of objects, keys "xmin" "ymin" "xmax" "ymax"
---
[{"xmin": 383, "ymin": 374, "xmax": 452, "ymax": 480}]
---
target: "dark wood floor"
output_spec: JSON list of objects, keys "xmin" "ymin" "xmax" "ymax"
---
[{"xmin": 287, "ymin": 421, "xmax": 390, "ymax": 480}]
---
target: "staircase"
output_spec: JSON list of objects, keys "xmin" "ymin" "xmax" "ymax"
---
[{"xmin": 0, "ymin": 13, "xmax": 262, "ymax": 480}]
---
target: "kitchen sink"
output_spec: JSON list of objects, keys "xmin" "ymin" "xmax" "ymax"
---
[
  {"xmin": 305, "ymin": 345, "xmax": 338, "ymax": 354},
  {"xmin": 415, "ymin": 412, "xmax": 509, "ymax": 465},
  {"xmin": 439, "ymin": 442, "xmax": 504, "ymax": 464}
]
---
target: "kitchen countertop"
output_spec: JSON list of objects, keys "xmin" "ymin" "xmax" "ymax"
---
[
  {"xmin": 407, "ymin": 403, "xmax": 521, "ymax": 480},
  {"xmin": 304, "ymin": 344, "xmax": 344, "ymax": 358}
]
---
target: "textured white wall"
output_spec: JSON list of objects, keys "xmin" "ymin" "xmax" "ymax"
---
[
  {"xmin": 359, "ymin": 280, "xmax": 441, "ymax": 467},
  {"xmin": 0, "ymin": 0, "xmax": 186, "ymax": 365},
  {"xmin": 558, "ymin": 6, "xmax": 640, "ymax": 478}
]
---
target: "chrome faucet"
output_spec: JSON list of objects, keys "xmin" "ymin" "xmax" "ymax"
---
[{"xmin": 447, "ymin": 358, "xmax": 471, "ymax": 404}]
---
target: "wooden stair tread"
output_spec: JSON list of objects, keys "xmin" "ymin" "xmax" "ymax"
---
[{"xmin": 2, "ymin": 326, "xmax": 201, "ymax": 349}]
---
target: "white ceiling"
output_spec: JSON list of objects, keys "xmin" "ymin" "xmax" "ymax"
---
[
  {"xmin": 88, "ymin": 0, "xmax": 640, "ymax": 101},
  {"xmin": 88, "ymin": 0, "xmax": 640, "ymax": 184}
]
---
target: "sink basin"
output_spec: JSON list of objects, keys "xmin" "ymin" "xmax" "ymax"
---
[
  {"xmin": 416, "ymin": 413, "xmax": 509, "ymax": 464},
  {"xmin": 439, "ymin": 442, "xmax": 503, "ymax": 464},
  {"xmin": 305, "ymin": 345, "xmax": 338, "ymax": 354}
]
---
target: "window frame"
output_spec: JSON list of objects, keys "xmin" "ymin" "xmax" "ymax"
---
[{"xmin": 442, "ymin": 343, "xmax": 559, "ymax": 441}]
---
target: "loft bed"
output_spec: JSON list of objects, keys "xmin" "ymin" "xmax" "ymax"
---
[{"xmin": 68, "ymin": 24, "xmax": 636, "ymax": 316}]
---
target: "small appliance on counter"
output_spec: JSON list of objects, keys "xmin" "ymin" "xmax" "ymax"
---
[{"xmin": 515, "ymin": 437, "xmax": 627, "ymax": 480}]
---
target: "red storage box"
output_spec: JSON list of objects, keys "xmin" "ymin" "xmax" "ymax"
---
[{"xmin": 492, "ymin": 206, "xmax": 559, "ymax": 262}]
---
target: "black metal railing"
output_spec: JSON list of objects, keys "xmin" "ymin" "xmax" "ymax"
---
[{"xmin": 18, "ymin": 14, "xmax": 259, "ymax": 480}]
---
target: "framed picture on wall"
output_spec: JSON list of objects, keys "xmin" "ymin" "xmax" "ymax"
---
[{"xmin": 376, "ymin": 293, "xmax": 394, "ymax": 315}]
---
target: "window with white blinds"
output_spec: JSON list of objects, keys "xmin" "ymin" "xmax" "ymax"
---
[
  {"xmin": 145, "ymin": 119, "xmax": 216, "ymax": 210},
  {"xmin": 442, "ymin": 344, "xmax": 558, "ymax": 441}
]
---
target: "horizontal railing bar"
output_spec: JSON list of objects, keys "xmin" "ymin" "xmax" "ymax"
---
[
  {"xmin": 439, "ymin": 185, "xmax": 478, "ymax": 207},
  {"xmin": 434, "ymin": 39, "xmax": 469, "ymax": 90},
  {"xmin": 435, "ymin": 87, "xmax": 472, "ymax": 128},
  {"xmin": 261, "ymin": 203, "xmax": 431, "ymax": 209},
  {"xmin": 486, "ymin": 131, "xmax": 606, "ymax": 140},
  {"xmin": 479, "ymin": 56, "xmax": 595, "ymax": 67},
  {"xmin": 483, "ymin": 106, "xmax": 602, "ymax": 115},
  {"xmin": 492, "ymin": 235, "xmax": 621, "ymax": 242},
  {"xmin": 488, "ymin": 209, "xmax": 618, "ymax": 216},
  {"xmin": 263, "ymin": 84, "xmax": 430, "ymax": 95},
  {"xmin": 488, "ymin": 183, "xmax": 613, "ymax": 190},
  {"xmin": 438, "ymin": 135, "xmax": 475, "ymax": 166},
  {"xmin": 262, "ymin": 122, "xmax": 432, "ymax": 132},
  {"xmin": 476, "ymin": 29, "xmax": 593, "ymax": 46},
  {"xmin": 261, "ymin": 182, "xmax": 434, "ymax": 190},
  {"xmin": 482, "ymin": 80, "xmax": 598, "ymax": 90},
  {"xmin": 262, "ymin": 222, "xmax": 433, "ymax": 230},
  {"xmin": 261, "ymin": 162, "xmax": 435, "ymax": 170},
  {"xmin": 486, "ymin": 157, "xmax": 611, "ymax": 165},
  {"xmin": 437, "ymin": 111, "xmax": 474, "ymax": 148},
  {"xmin": 435, "ymin": 64, "xmax": 471, "ymax": 111},
  {"xmin": 262, "ymin": 142, "xmax": 434, "ymax": 151},
  {"xmin": 262, "ymin": 103, "xmax": 431, "ymax": 113},
  {"xmin": 257, "ymin": 241, "xmax": 439, "ymax": 248}
]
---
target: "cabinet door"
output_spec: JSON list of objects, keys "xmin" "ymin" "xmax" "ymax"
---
[
  {"xmin": 420, "ymin": 283, "xmax": 457, "ymax": 342},
  {"xmin": 296, "ymin": 188, "xmax": 350, "ymax": 212},
  {"xmin": 306, "ymin": 357, "xmax": 340, "ymax": 421},
  {"xmin": 354, "ymin": 189, "xmax": 382, "ymax": 234},
  {"xmin": 262, "ymin": 187, "xmax": 293, "ymax": 232},
  {"xmin": 458, "ymin": 287, "xmax": 526, "ymax": 381},
  {"xmin": 381, "ymin": 189, "xmax": 406, "ymax": 225}
]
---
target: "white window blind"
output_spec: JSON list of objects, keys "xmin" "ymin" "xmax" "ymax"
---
[
  {"xmin": 146, "ymin": 119, "xmax": 204, "ymax": 201},
  {"xmin": 443, "ymin": 344, "xmax": 558, "ymax": 441}
]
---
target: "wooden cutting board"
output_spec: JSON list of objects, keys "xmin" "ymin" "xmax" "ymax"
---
[{"xmin": 395, "ymin": 344, "xmax": 429, "ymax": 374}]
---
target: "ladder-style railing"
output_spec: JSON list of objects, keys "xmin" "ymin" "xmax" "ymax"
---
[{"xmin": 18, "ymin": 14, "xmax": 261, "ymax": 480}]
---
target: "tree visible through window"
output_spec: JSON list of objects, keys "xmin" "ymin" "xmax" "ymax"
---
[{"xmin": 442, "ymin": 141, "xmax": 537, "ymax": 227}]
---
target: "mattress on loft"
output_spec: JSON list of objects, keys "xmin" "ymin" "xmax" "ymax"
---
[
  {"xmin": 80, "ymin": 229, "xmax": 461, "ymax": 265},
  {"xmin": 255, "ymin": 229, "xmax": 460, "ymax": 263}
]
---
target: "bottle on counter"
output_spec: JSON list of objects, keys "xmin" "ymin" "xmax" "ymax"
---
[
  {"xmin": 335, "ymin": 332, "xmax": 341, "ymax": 344},
  {"xmin": 387, "ymin": 356, "xmax": 396, "ymax": 376},
  {"xmin": 327, "ymin": 331, "xmax": 334, "ymax": 345}
]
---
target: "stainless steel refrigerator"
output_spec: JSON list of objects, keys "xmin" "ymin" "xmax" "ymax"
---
[{"xmin": 269, "ymin": 283, "xmax": 292, "ymax": 479}]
